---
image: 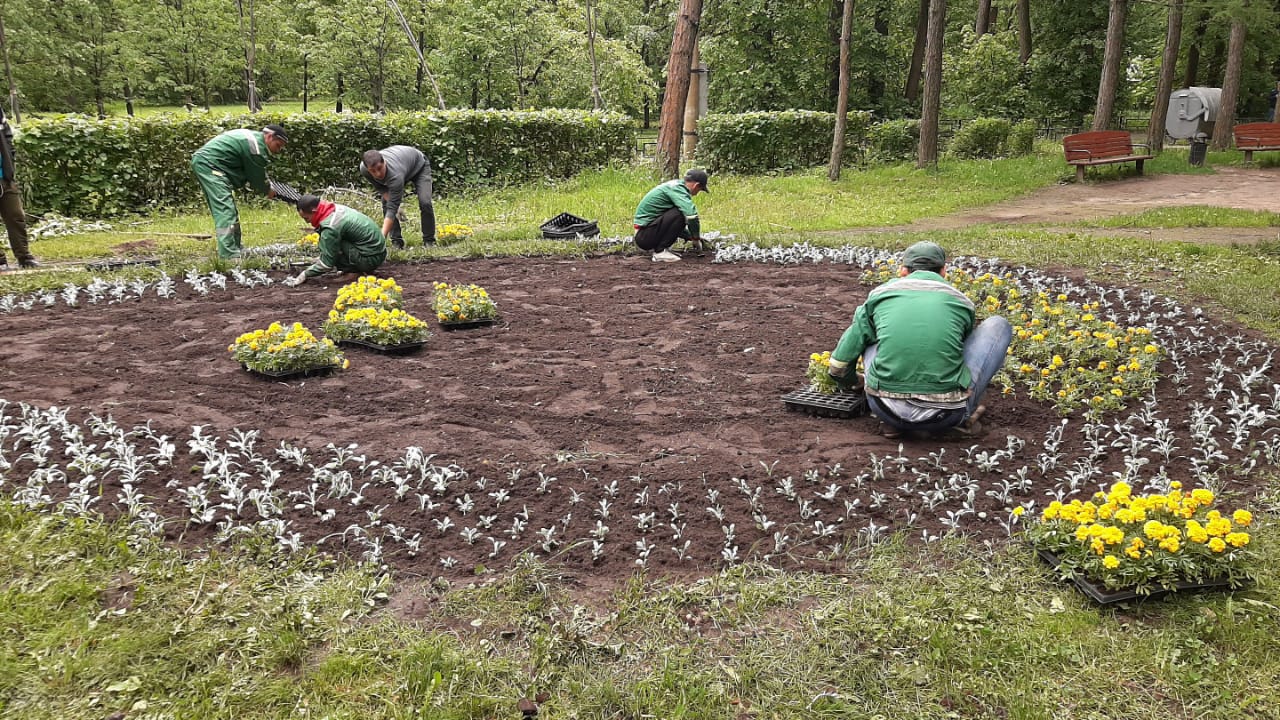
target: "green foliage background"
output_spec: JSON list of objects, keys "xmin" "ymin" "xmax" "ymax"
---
[
  {"xmin": 696, "ymin": 110, "xmax": 871, "ymax": 173},
  {"xmin": 14, "ymin": 110, "xmax": 635, "ymax": 217}
]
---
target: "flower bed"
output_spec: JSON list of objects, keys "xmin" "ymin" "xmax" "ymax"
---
[
  {"xmin": 433, "ymin": 282, "xmax": 498, "ymax": 324},
  {"xmin": 1026, "ymin": 481, "xmax": 1257, "ymax": 598},
  {"xmin": 229, "ymin": 321, "xmax": 347, "ymax": 377}
]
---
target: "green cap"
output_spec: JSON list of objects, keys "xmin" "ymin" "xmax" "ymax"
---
[{"xmin": 901, "ymin": 241, "xmax": 946, "ymax": 271}]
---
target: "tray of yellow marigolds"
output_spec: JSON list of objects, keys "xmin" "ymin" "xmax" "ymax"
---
[
  {"xmin": 432, "ymin": 281, "xmax": 499, "ymax": 329},
  {"xmin": 781, "ymin": 351, "xmax": 868, "ymax": 418},
  {"xmin": 323, "ymin": 276, "xmax": 431, "ymax": 353}
]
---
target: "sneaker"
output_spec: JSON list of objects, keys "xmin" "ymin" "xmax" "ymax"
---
[
  {"xmin": 18, "ymin": 258, "xmax": 39, "ymax": 269},
  {"xmin": 390, "ymin": 238, "xmax": 405, "ymax": 250},
  {"xmin": 652, "ymin": 249, "xmax": 681, "ymax": 262}
]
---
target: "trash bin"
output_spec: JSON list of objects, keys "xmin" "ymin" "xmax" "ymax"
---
[{"xmin": 1166, "ymin": 87, "xmax": 1221, "ymax": 167}]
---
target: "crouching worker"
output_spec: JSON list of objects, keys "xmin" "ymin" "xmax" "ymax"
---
[
  {"xmin": 284, "ymin": 195, "xmax": 388, "ymax": 287},
  {"xmin": 633, "ymin": 168, "xmax": 711, "ymax": 262},
  {"xmin": 826, "ymin": 241, "xmax": 1012, "ymax": 439}
]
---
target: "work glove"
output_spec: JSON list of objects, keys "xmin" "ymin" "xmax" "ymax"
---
[
  {"xmin": 283, "ymin": 272, "xmax": 307, "ymax": 287},
  {"xmin": 827, "ymin": 359, "xmax": 863, "ymax": 391}
]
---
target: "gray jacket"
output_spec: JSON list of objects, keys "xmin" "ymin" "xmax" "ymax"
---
[{"xmin": 359, "ymin": 145, "xmax": 428, "ymax": 220}]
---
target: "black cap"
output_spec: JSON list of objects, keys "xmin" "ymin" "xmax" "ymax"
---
[
  {"xmin": 263, "ymin": 124, "xmax": 288, "ymax": 143},
  {"xmin": 683, "ymin": 168, "xmax": 710, "ymax": 192}
]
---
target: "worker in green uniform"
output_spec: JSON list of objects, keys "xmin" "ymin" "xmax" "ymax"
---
[
  {"xmin": 190, "ymin": 124, "xmax": 288, "ymax": 258},
  {"xmin": 284, "ymin": 194, "xmax": 388, "ymax": 286},
  {"xmin": 633, "ymin": 168, "xmax": 710, "ymax": 262},
  {"xmin": 826, "ymin": 241, "xmax": 1012, "ymax": 439}
]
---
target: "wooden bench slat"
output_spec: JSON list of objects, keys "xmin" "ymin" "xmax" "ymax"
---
[{"xmin": 1232, "ymin": 122, "xmax": 1280, "ymax": 162}]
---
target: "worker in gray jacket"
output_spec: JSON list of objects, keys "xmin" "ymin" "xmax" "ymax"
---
[{"xmin": 359, "ymin": 145, "xmax": 436, "ymax": 249}]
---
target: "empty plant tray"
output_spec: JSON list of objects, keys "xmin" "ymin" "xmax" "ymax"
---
[
  {"xmin": 439, "ymin": 318, "xmax": 497, "ymax": 330},
  {"xmin": 781, "ymin": 387, "xmax": 868, "ymax": 418}
]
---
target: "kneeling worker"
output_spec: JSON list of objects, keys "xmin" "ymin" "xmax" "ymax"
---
[
  {"xmin": 633, "ymin": 168, "xmax": 710, "ymax": 262},
  {"xmin": 284, "ymin": 195, "xmax": 388, "ymax": 286},
  {"xmin": 826, "ymin": 241, "xmax": 1012, "ymax": 439}
]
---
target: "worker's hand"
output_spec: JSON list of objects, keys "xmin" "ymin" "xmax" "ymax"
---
[
  {"xmin": 283, "ymin": 272, "xmax": 307, "ymax": 287},
  {"xmin": 381, "ymin": 192, "xmax": 390, "ymax": 201}
]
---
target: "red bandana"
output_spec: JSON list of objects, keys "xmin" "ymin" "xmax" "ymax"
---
[{"xmin": 309, "ymin": 200, "xmax": 336, "ymax": 228}]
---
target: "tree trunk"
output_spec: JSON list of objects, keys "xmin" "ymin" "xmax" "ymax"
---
[
  {"xmin": 1146, "ymin": 0, "xmax": 1183, "ymax": 153},
  {"xmin": 124, "ymin": 79, "xmax": 134, "ymax": 117},
  {"xmin": 683, "ymin": 43, "xmax": 701, "ymax": 158},
  {"xmin": 386, "ymin": 0, "xmax": 446, "ymax": 109},
  {"xmin": 1183, "ymin": 10, "xmax": 1207, "ymax": 87},
  {"xmin": 235, "ymin": 0, "xmax": 259, "ymax": 112},
  {"xmin": 586, "ymin": 0, "xmax": 604, "ymax": 110},
  {"xmin": 917, "ymin": 0, "xmax": 946, "ymax": 168},
  {"xmin": 0, "ymin": 11, "xmax": 19, "ymax": 122},
  {"xmin": 868, "ymin": 5, "xmax": 887, "ymax": 105},
  {"xmin": 303, "ymin": 55, "xmax": 309, "ymax": 112},
  {"xmin": 828, "ymin": 0, "xmax": 856, "ymax": 181},
  {"xmin": 1210, "ymin": 17, "xmax": 1246, "ymax": 150},
  {"xmin": 657, "ymin": 0, "xmax": 702, "ymax": 179},
  {"xmin": 1092, "ymin": 0, "xmax": 1128, "ymax": 131},
  {"xmin": 905, "ymin": 0, "xmax": 929, "ymax": 103},
  {"xmin": 975, "ymin": 0, "xmax": 991, "ymax": 35},
  {"xmin": 1016, "ymin": 0, "xmax": 1031, "ymax": 64}
]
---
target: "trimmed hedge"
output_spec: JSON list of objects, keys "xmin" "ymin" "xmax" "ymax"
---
[
  {"xmin": 695, "ymin": 110, "xmax": 872, "ymax": 174},
  {"xmin": 866, "ymin": 119, "xmax": 920, "ymax": 163},
  {"xmin": 15, "ymin": 110, "xmax": 635, "ymax": 217},
  {"xmin": 947, "ymin": 117, "xmax": 1012, "ymax": 159}
]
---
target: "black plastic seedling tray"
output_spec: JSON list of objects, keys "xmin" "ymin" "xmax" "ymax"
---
[
  {"xmin": 540, "ymin": 212, "xmax": 600, "ymax": 239},
  {"xmin": 242, "ymin": 363, "xmax": 340, "ymax": 380},
  {"xmin": 439, "ymin": 318, "xmax": 497, "ymax": 331},
  {"xmin": 1036, "ymin": 549, "xmax": 1240, "ymax": 604},
  {"xmin": 269, "ymin": 179, "xmax": 303, "ymax": 205},
  {"xmin": 781, "ymin": 387, "xmax": 869, "ymax": 418},
  {"xmin": 337, "ymin": 338, "xmax": 427, "ymax": 354}
]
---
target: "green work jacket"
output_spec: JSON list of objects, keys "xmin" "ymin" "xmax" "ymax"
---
[
  {"xmin": 306, "ymin": 204, "xmax": 387, "ymax": 277},
  {"xmin": 633, "ymin": 179, "xmax": 700, "ymax": 238},
  {"xmin": 832, "ymin": 271, "xmax": 976, "ymax": 399},
  {"xmin": 191, "ymin": 129, "xmax": 273, "ymax": 194}
]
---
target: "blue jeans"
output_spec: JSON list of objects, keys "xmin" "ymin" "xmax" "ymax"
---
[{"xmin": 863, "ymin": 316, "xmax": 1013, "ymax": 433}]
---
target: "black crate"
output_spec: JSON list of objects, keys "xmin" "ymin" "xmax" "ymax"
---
[
  {"xmin": 540, "ymin": 212, "xmax": 600, "ymax": 239},
  {"xmin": 269, "ymin": 179, "xmax": 303, "ymax": 205},
  {"xmin": 781, "ymin": 387, "xmax": 868, "ymax": 418}
]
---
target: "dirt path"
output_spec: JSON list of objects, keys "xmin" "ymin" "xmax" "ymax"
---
[{"xmin": 835, "ymin": 164, "xmax": 1280, "ymax": 244}]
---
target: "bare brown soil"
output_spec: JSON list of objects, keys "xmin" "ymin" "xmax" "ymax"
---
[{"xmin": 0, "ymin": 253, "xmax": 1273, "ymax": 580}]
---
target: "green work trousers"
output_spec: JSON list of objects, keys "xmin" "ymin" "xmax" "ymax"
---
[
  {"xmin": 335, "ymin": 246, "xmax": 387, "ymax": 274},
  {"xmin": 191, "ymin": 158, "xmax": 242, "ymax": 258},
  {"xmin": 0, "ymin": 180, "xmax": 31, "ymax": 264}
]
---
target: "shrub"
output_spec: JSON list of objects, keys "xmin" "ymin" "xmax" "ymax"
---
[
  {"xmin": 15, "ymin": 110, "xmax": 635, "ymax": 217},
  {"xmin": 1008, "ymin": 120, "xmax": 1037, "ymax": 156},
  {"xmin": 947, "ymin": 117, "xmax": 1012, "ymax": 159},
  {"xmin": 695, "ymin": 110, "xmax": 872, "ymax": 174},
  {"xmin": 866, "ymin": 119, "xmax": 920, "ymax": 163}
]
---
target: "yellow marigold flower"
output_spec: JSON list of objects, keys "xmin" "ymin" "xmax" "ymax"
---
[
  {"xmin": 1143, "ymin": 344, "xmax": 1159, "ymax": 354},
  {"xmin": 1226, "ymin": 532, "xmax": 1250, "ymax": 548},
  {"xmin": 1208, "ymin": 537, "xmax": 1227, "ymax": 553},
  {"xmin": 1102, "ymin": 555, "xmax": 1120, "ymax": 569},
  {"xmin": 1233, "ymin": 509, "xmax": 1253, "ymax": 526},
  {"xmin": 1043, "ymin": 501, "xmax": 1061, "ymax": 521},
  {"xmin": 1159, "ymin": 537, "xmax": 1181, "ymax": 553},
  {"xmin": 1012, "ymin": 507, "xmax": 1025, "ymax": 517},
  {"xmin": 1090, "ymin": 538, "xmax": 1106, "ymax": 555},
  {"xmin": 1191, "ymin": 488, "xmax": 1214, "ymax": 504},
  {"xmin": 342, "ymin": 359, "xmax": 351, "ymax": 370}
]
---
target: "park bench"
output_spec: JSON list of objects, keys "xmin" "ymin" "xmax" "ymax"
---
[
  {"xmin": 1062, "ymin": 130, "xmax": 1154, "ymax": 182},
  {"xmin": 1232, "ymin": 122, "xmax": 1280, "ymax": 163}
]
